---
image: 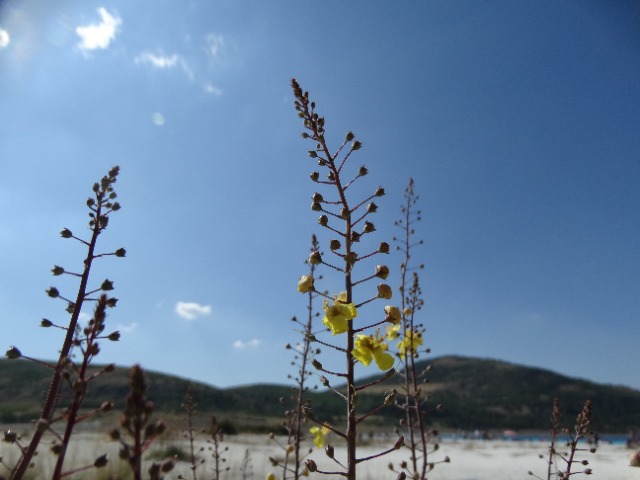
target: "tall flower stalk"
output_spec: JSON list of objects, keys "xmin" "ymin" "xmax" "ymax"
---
[
  {"xmin": 7, "ymin": 166, "xmax": 125, "ymax": 480},
  {"xmin": 292, "ymin": 79, "xmax": 402, "ymax": 480}
]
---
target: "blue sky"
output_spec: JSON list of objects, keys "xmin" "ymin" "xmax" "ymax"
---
[{"xmin": 0, "ymin": 1, "xmax": 638, "ymax": 390}]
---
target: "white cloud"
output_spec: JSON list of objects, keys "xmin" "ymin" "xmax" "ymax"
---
[
  {"xmin": 233, "ymin": 338, "xmax": 261, "ymax": 349},
  {"xmin": 203, "ymin": 82, "xmax": 222, "ymax": 95},
  {"xmin": 0, "ymin": 29, "xmax": 9, "ymax": 48},
  {"xmin": 134, "ymin": 51, "xmax": 180, "ymax": 69},
  {"xmin": 204, "ymin": 33, "xmax": 224, "ymax": 59},
  {"xmin": 76, "ymin": 7, "xmax": 121, "ymax": 52},
  {"xmin": 116, "ymin": 322, "xmax": 138, "ymax": 333},
  {"xmin": 175, "ymin": 301, "xmax": 212, "ymax": 321}
]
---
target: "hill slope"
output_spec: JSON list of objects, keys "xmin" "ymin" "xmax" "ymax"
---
[{"xmin": 1, "ymin": 356, "xmax": 638, "ymax": 432}]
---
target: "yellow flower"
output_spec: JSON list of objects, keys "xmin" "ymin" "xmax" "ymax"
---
[
  {"xmin": 334, "ymin": 291, "xmax": 347, "ymax": 303},
  {"xmin": 384, "ymin": 305, "xmax": 401, "ymax": 324},
  {"xmin": 298, "ymin": 275, "xmax": 314, "ymax": 293},
  {"xmin": 386, "ymin": 324, "xmax": 401, "ymax": 340},
  {"xmin": 398, "ymin": 329, "xmax": 423, "ymax": 359},
  {"xmin": 322, "ymin": 299, "xmax": 357, "ymax": 335},
  {"xmin": 310, "ymin": 424, "xmax": 331, "ymax": 448},
  {"xmin": 403, "ymin": 307, "xmax": 412, "ymax": 316},
  {"xmin": 353, "ymin": 330, "xmax": 394, "ymax": 370},
  {"xmin": 266, "ymin": 474, "xmax": 276, "ymax": 480},
  {"xmin": 377, "ymin": 283, "xmax": 392, "ymax": 299}
]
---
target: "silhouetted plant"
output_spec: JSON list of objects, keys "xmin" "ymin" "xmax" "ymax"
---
[
  {"xmin": 109, "ymin": 364, "xmax": 172, "ymax": 480},
  {"xmin": 529, "ymin": 398, "xmax": 595, "ymax": 479},
  {"xmin": 207, "ymin": 416, "xmax": 230, "ymax": 480},
  {"xmin": 5, "ymin": 166, "xmax": 124, "ymax": 480},
  {"xmin": 292, "ymin": 78, "xmax": 403, "ymax": 480}
]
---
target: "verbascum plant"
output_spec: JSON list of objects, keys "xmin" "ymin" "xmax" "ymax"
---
[
  {"xmin": 529, "ymin": 398, "xmax": 595, "ymax": 479},
  {"xmin": 109, "ymin": 364, "xmax": 172, "ymax": 480},
  {"xmin": 292, "ymin": 79, "xmax": 403, "ymax": 480},
  {"xmin": 388, "ymin": 179, "xmax": 448, "ymax": 480},
  {"xmin": 5, "ymin": 166, "xmax": 124, "ymax": 480},
  {"xmin": 269, "ymin": 235, "xmax": 323, "ymax": 480}
]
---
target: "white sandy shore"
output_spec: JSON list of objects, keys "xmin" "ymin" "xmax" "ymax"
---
[{"xmin": 1, "ymin": 431, "xmax": 638, "ymax": 479}]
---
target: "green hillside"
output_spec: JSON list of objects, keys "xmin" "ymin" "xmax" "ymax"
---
[{"xmin": 1, "ymin": 356, "xmax": 638, "ymax": 433}]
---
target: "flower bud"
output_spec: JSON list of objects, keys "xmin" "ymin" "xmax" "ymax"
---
[
  {"xmin": 115, "ymin": 248, "xmax": 126, "ymax": 257},
  {"xmin": 352, "ymin": 140, "xmax": 362, "ymax": 151},
  {"xmin": 5, "ymin": 346, "xmax": 22, "ymax": 359},
  {"xmin": 345, "ymin": 252, "xmax": 357, "ymax": 265},
  {"xmin": 384, "ymin": 306, "xmax": 401, "ymax": 324},
  {"xmin": 309, "ymin": 251, "xmax": 322, "ymax": 265},
  {"xmin": 325, "ymin": 444, "xmax": 334, "ymax": 458},
  {"xmin": 378, "ymin": 242, "xmax": 390, "ymax": 254},
  {"xmin": 298, "ymin": 275, "xmax": 314, "ymax": 293},
  {"xmin": 345, "ymin": 131, "xmax": 355, "ymax": 141},
  {"xmin": 101, "ymin": 279, "xmax": 114, "ymax": 291},
  {"xmin": 358, "ymin": 166, "xmax": 368, "ymax": 176},
  {"xmin": 60, "ymin": 228, "xmax": 73, "ymax": 238},
  {"xmin": 41, "ymin": 319, "xmax": 53, "ymax": 328},
  {"xmin": 308, "ymin": 150, "xmax": 317, "ymax": 158},
  {"xmin": 367, "ymin": 202, "xmax": 378, "ymax": 213},
  {"xmin": 375, "ymin": 265, "xmax": 390, "ymax": 279},
  {"xmin": 363, "ymin": 221, "xmax": 375, "ymax": 233},
  {"xmin": 311, "ymin": 201, "xmax": 322, "ymax": 211},
  {"xmin": 312, "ymin": 359, "xmax": 323, "ymax": 370},
  {"xmin": 375, "ymin": 186, "xmax": 385, "ymax": 197},
  {"xmin": 377, "ymin": 284, "xmax": 392, "ymax": 299},
  {"xmin": 310, "ymin": 171, "xmax": 320, "ymax": 182},
  {"xmin": 108, "ymin": 331, "xmax": 121, "ymax": 341},
  {"xmin": 46, "ymin": 287, "xmax": 60, "ymax": 298},
  {"xmin": 393, "ymin": 435, "xmax": 405, "ymax": 449},
  {"xmin": 318, "ymin": 215, "xmax": 328, "ymax": 226},
  {"xmin": 305, "ymin": 459, "xmax": 317, "ymax": 472},
  {"xmin": 327, "ymin": 171, "xmax": 335, "ymax": 181},
  {"xmin": 51, "ymin": 265, "xmax": 64, "ymax": 276},
  {"xmin": 312, "ymin": 192, "xmax": 324, "ymax": 203},
  {"xmin": 403, "ymin": 308, "xmax": 412, "ymax": 316},
  {"xmin": 330, "ymin": 239, "xmax": 341, "ymax": 250},
  {"xmin": 340, "ymin": 207, "xmax": 349, "ymax": 219}
]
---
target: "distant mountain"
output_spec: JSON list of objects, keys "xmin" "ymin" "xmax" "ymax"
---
[{"xmin": 1, "ymin": 355, "xmax": 638, "ymax": 433}]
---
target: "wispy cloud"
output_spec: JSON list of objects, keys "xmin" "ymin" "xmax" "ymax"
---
[
  {"xmin": 204, "ymin": 33, "xmax": 224, "ymax": 60},
  {"xmin": 0, "ymin": 29, "xmax": 9, "ymax": 48},
  {"xmin": 203, "ymin": 82, "xmax": 222, "ymax": 95},
  {"xmin": 233, "ymin": 338, "xmax": 261, "ymax": 349},
  {"xmin": 76, "ymin": 7, "xmax": 121, "ymax": 52},
  {"xmin": 116, "ymin": 322, "xmax": 138, "ymax": 334},
  {"xmin": 175, "ymin": 301, "xmax": 211, "ymax": 321},
  {"xmin": 134, "ymin": 51, "xmax": 180, "ymax": 68}
]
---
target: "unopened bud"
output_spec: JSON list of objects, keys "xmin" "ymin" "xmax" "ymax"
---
[
  {"xmin": 375, "ymin": 186, "xmax": 385, "ymax": 196},
  {"xmin": 378, "ymin": 242, "xmax": 390, "ymax": 253},
  {"xmin": 60, "ymin": 228, "xmax": 73, "ymax": 238},
  {"xmin": 51, "ymin": 265, "xmax": 65, "ymax": 276},
  {"xmin": 311, "ymin": 359, "xmax": 323, "ymax": 370},
  {"xmin": 309, "ymin": 251, "xmax": 322, "ymax": 265},
  {"xmin": 393, "ymin": 435, "xmax": 405, "ymax": 449},
  {"xmin": 346, "ymin": 131, "xmax": 355, "ymax": 141},
  {"xmin": 363, "ymin": 221, "xmax": 375, "ymax": 233},
  {"xmin": 298, "ymin": 275, "xmax": 314, "ymax": 293},
  {"xmin": 375, "ymin": 265, "xmax": 390, "ymax": 279},
  {"xmin": 94, "ymin": 454, "xmax": 108, "ymax": 468},
  {"xmin": 318, "ymin": 215, "xmax": 328, "ymax": 226},
  {"xmin": 358, "ymin": 166, "xmax": 368, "ymax": 176},
  {"xmin": 311, "ymin": 201, "xmax": 322, "ymax": 211},
  {"xmin": 46, "ymin": 287, "xmax": 60, "ymax": 298},
  {"xmin": 310, "ymin": 171, "xmax": 320, "ymax": 182},
  {"xmin": 41, "ymin": 319, "xmax": 53, "ymax": 328},
  {"xmin": 108, "ymin": 331, "xmax": 121, "ymax": 341},
  {"xmin": 305, "ymin": 459, "xmax": 317, "ymax": 472},
  {"xmin": 115, "ymin": 248, "xmax": 126, "ymax": 257},
  {"xmin": 367, "ymin": 202, "xmax": 378, "ymax": 213},
  {"xmin": 330, "ymin": 239, "xmax": 341, "ymax": 250},
  {"xmin": 325, "ymin": 444, "xmax": 334, "ymax": 458},
  {"xmin": 352, "ymin": 140, "xmax": 362, "ymax": 151},
  {"xmin": 5, "ymin": 346, "xmax": 22, "ymax": 359},
  {"xmin": 377, "ymin": 283, "xmax": 392, "ymax": 299}
]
